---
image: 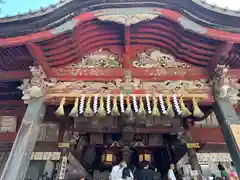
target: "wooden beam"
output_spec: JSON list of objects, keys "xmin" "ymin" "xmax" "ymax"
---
[
  {"xmin": 213, "ymin": 98, "xmax": 240, "ymax": 177},
  {"xmin": 208, "ymin": 42, "xmax": 234, "ymax": 73},
  {"xmin": 0, "ymin": 71, "xmax": 30, "ymax": 81},
  {"xmin": 0, "ymin": 99, "xmax": 46, "ymax": 180},
  {"xmin": 51, "ymin": 67, "xmax": 208, "ymax": 81},
  {"xmin": 123, "ymin": 26, "xmax": 131, "ymax": 68},
  {"xmin": 26, "ymin": 43, "xmax": 51, "ymax": 75}
]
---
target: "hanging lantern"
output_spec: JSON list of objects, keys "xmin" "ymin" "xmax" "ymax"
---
[
  {"xmin": 138, "ymin": 150, "xmax": 152, "ymax": 163},
  {"xmin": 101, "ymin": 150, "xmax": 116, "ymax": 166}
]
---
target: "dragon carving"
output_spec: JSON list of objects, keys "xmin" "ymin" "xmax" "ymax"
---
[
  {"xmin": 68, "ymin": 49, "xmax": 122, "ymax": 68},
  {"xmin": 133, "ymin": 49, "xmax": 189, "ymax": 68},
  {"xmin": 211, "ymin": 65, "xmax": 240, "ymax": 104},
  {"xmin": 18, "ymin": 66, "xmax": 57, "ymax": 103}
]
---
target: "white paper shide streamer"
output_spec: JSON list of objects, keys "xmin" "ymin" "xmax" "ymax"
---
[
  {"xmin": 79, "ymin": 95, "xmax": 85, "ymax": 114},
  {"xmin": 159, "ymin": 94, "xmax": 167, "ymax": 114},
  {"xmin": 59, "ymin": 156, "xmax": 68, "ymax": 179},
  {"xmin": 106, "ymin": 94, "xmax": 111, "ymax": 114},
  {"xmin": 173, "ymin": 94, "xmax": 181, "ymax": 115},
  {"xmin": 146, "ymin": 94, "xmax": 152, "ymax": 114},
  {"xmin": 132, "ymin": 95, "xmax": 138, "ymax": 112},
  {"xmin": 93, "ymin": 94, "xmax": 98, "ymax": 113},
  {"xmin": 120, "ymin": 94, "xmax": 125, "ymax": 113}
]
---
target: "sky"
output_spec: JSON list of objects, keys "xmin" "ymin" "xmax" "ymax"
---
[
  {"xmin": 0, "ymin": 0, "xmax": 58, "ymax": 17},
  {"xmin": 205, "ymin": 0, "xmax": 240, "ymax": 11},
  {"xmin": 0, "ymin": 0, "xmax": 240, "ymax": 18}
]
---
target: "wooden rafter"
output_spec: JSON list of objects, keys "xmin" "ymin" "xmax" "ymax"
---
[
  {"xmin": 208, "ymin": 41, "xmax": 234, "ymax": 73},
  {"xmin": 26, "ymin": 43, "xmax": 51, "ymax": 75},
  {"xmin": 0, "ymin": 70, "xmax": 30, "ymax": 81}
]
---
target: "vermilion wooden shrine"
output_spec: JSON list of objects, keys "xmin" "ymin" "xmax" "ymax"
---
[{"xmin": 0, "ymin": 0, "xmax": 239, "ymax": 179}]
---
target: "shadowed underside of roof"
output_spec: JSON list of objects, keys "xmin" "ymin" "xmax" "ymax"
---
[{"xmin": 1, "ymin": 16, "xmax": 240, "ymax": 72}]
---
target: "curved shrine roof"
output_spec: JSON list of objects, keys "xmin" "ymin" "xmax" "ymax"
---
[
  {"xmin": 0, "ymin": 0, "xmax": 239, "ymax": 79},
  {"xmin": 1, "ymin": 0, "xmax": 240, "ymax": 38}
]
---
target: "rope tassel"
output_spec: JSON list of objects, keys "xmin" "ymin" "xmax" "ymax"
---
[
  {"xmin": 179, "ymin": 97, "xmax": 191, "ymax": 117},
  {"xmin": 152, "ymin": 96, "xmax": 160, "ymax": 116},
  {"xmin": 137, "ymin": 97, "xmax": 146, "ymax": 118},
  {"xmin": 69, "ymin": 97, "xmax": 79, "ymax": 118},
  {"xmin": 166, "ymin": 97, "xmax": 175, "ymax": 118},
  {"xmin": 125, "ymin": 96, "xmax": 133, "ymax": 115},
  {"xmin": 84, "ymin": 96, "xmax": 93, "ymax": 117},
  {"xmin": 111, "ymin": 96, "xmax": 120, "ymax": 116},
  {"xmin": 192, "ymin": 97, "xmax": 204, "ymax": 118},
  {"xmin": 97, "ymin": 95, "xmax": 106, "ymax": 117},
  {"xmin": 55, "ymin": 97, "xmax": 66, "ymax": 116}
]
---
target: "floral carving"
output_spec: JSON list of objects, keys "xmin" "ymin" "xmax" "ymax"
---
[
  {"xmin": 47, "ymin": 79, "xmax": 209, "ymax": 96},
  {"xmin": 67, "ymin": 49, "xmax": 122, "ymax": 68},
  {"xmin": 97, "ymin": 14, "xmax": 159, "ymax": 26},
  {"xmin": 18, "ymin": 66, "xmax": 57, "ymax": 104},
  {"xmin": 115, "ymin": 70, "xmax": 141, "ymax": 90},
  {"xmin": 211, "ymin": 64, "xmax": 240, "ymax": 104},
  {"xmin": 133, "ymin": 49, "xmax": 190, "ymax": 68},
  {"xmin": 141, "ymin": 80, "xmax": 209, "ymax": 92}
]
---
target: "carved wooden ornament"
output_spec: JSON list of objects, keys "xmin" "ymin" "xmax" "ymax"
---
[{"xmin": 97, "ymin": 14, "xmax": 159, "ymax": 26}]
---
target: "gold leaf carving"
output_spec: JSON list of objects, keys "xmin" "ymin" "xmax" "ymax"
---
[
  {"xmin": 97, "ymin": 14, "xmax": 159, "ymax": 26},
  {"xmin": 67, "ymin": 49, "xmax": 122, "ymax": 68},
  {"xmin": 133, "ymin": 49, "xmax": 190, "ymax": 68}
]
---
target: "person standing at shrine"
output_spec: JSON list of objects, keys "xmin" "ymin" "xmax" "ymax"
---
[
  {"xmin": 122, "ymin": 166, "xmax": 134, "ymax": 180},
  {"xmin": 136, "ymin": 161, "xmax": 154, "ymax": 180},
  {"xmin": 167, "ymin": 164, "xmax": 176, "ymax": 180},
  {"xmin": 218, "ymin": 164, "xmax": 230, "ymax": 180},
  {"xmin": 110, "ymin": 161, "xmax": 127, "ymax": 180}
]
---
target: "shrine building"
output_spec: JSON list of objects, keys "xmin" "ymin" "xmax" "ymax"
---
[{"xmin": 0, "ymin": 0, "xmax": 239, "ymax": 179}]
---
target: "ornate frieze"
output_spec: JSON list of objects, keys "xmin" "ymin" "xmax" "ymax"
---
[
  {"xmin": 67, "ymin": 49, "xmax": 122, "ymax": 68},
  {"xmin": 211, "ymin": 64, "xmax": 240, "ymax": 104},
  {"xmin": 49, "ymin": 77, "xmax": 209, "ymax": 119},
  {"xmin": 47, "ymin": 79, "xmax": 209, "ymax": 95},
  {"xmin": 132, "ymin": 49, "xmax": 190, "ymax": 68},
  {"xmin": 97, "ymin": 14, "xmax": 159, "ymax": 26},
  {"xmin": 18, "ymin": 66, "xmax": 57, "ymax": 104}
]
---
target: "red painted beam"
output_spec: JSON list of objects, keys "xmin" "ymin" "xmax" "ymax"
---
[
  {"xmin": 0, "ymin": 70, "xmax": 31, "ymax": 80},
  {"xmin": 208, "ymin": 42, "xmax": 234, "ymax": 73},
  {"xmin": 51, "ymin": 67, "xmax": 208, "ymax": 81},
  {"xmin": 190, "ymin": 127, "xmax": 224, "ymax": 143},
  {"xmin": 229, "ymin": 69, "xmax": 240, "ymax": 79},
  {"xmin": 0, "ymin": 132, "xmax": 17, "ymax": 142},
  {"xmin": 26, "ymin": 43, "xmax": 52, "ymax": 75}
]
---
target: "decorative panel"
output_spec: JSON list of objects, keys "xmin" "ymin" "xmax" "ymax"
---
[
  {"xmin": 37, "ymin": 124, "xmax": 59, "ymax": 142},
  {"xmin": 0, "ymin": 116, "xmax": 17, "ymax": 132}
]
